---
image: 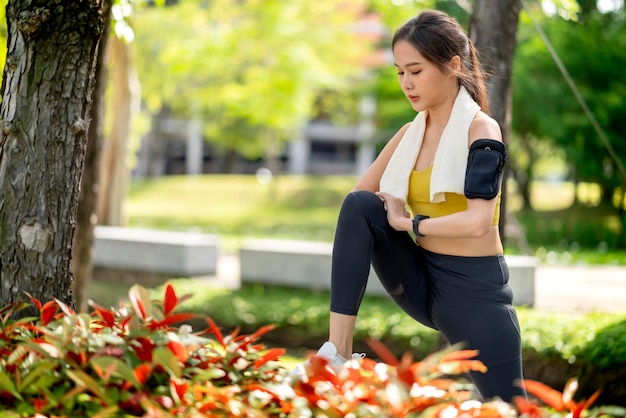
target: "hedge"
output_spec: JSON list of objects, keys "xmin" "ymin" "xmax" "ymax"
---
[{"xmin": 162, "ymin": 280, "xmax": 626, "ymax": 407}]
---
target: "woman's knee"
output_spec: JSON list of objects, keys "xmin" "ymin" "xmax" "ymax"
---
[{"xmin": 343, "ymin": 190, "xmax": 385, "ymax": 216}]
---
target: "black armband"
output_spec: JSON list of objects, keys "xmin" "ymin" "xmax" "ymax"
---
[
  {"xmin": 464, "ymin": 139, "xmax": 507, "ymax": 200},
  {"xmin": 412, "ymin": 214, "xmax": 429, "ymax": 237}
]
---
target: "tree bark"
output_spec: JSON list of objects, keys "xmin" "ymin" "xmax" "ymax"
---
[
  {"xmin": 98, "ymin": 35, "xmax": 139, "ymax": 226},
  {"xmin": 470, "ymin": 0, "xmax": 522, "ymax": 248},
  {"xmin": 72, "ymin": 0, "xmax": 113, "ymax": 313},
  {"xmin": 0, "ymin": 0, "xmax": 106, "ymax": 313}
]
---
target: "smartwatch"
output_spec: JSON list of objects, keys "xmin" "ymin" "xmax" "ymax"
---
[{"xmin": 412, "ymin": 214, "xmax": 429, "ymax": 237}]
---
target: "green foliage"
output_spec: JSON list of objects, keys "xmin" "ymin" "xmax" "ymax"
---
[
  {"xmin": 517, "ymin": 204, "xmax": 626, "ymax": 251},
  {"xmin": 3, "ymin": 283, "xmax": 615, "ymax": 416},
  {"xmin": 367, "ymin": 0, "xmax": 447, "ymax": 29},
  {"xmin": 576, "ymin": 319, "xmax": 626, "ymax": 404},
  {"xmin": 579, "ymin": 319, "xmax": 626, "ymax": 369},
  {"xmin": 512, "ymin": 4, "xmax": 626, "ymax": 208},
  {"xmin": 166, "ymin": 281, "xmax": 441, "ymax": 361},
  {"xmin": 156, "ymin": 279, "xmax": 626, "ymax": 408},
  {"xmin": 132, "ymin": 0, "xmax": 377, "ymax": 159},
  {"xmin": 165, "ymin": 280, "xmax": 625, "ymax": 365},
  {"xmin": 517, "ymin": 310, "xmax": 622, "ymax": 362}
]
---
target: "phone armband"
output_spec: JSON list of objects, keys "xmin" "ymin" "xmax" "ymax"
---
[{"xmin": 464, "ymin": 139, "xmax": 507, "ymax": 200}]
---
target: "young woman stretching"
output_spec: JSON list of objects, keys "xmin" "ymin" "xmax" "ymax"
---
[{"xmin": 295, "ymin": 9, "xmax": 526, "ymax": 402}]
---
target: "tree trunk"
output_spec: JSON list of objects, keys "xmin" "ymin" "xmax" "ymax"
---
[
  {"xmin": 470, "ymin": 0, "xmax": 522, "ymax": 248},
  {"xmin": 72, "ymin": 0, "xmax": 113, "ymax": 313},
  {"xmin": 517, "ymin": 133, "xmax": 535, "ymax": 210},
  {"xmin": 98, "ymin": 35, "xmax": 139, "ymax": 226},
  {"xmin": 0, "ymin": 1, "xmax": 106, "ymax": 313}
]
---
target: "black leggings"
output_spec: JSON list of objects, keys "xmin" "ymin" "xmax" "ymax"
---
[{"xmin": 330, "ymin": 190, "xmax": 526, "ymax": 402}]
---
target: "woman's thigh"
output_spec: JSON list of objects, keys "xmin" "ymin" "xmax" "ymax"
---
[
  {"xmin": 426, "ymin": 251, "xmax": 525, "ymax": 400},
  {"xmin": 337, "ymin": 191, "xmax": 436, "ymax": 328}
]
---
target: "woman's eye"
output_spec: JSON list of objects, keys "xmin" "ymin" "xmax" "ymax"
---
[
  {"xmin": 397, "ymin": 72, "xmax": 404, "ymax": 75},
  {"xmin": 412, "ymin": 71, "xmax": 421, "ymax": 75}
]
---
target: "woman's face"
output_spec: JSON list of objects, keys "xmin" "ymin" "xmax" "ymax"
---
[{"xmin": 393, "ymin": 39, "xmax": 456, "ymax": 113}]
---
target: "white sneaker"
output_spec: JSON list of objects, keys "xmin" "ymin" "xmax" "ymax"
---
[
  {"xmin": 315, "ymin": 341, "xmax": 349, "ymax": 370},
  {"xmin": 288, "ymin": 341, "xmax": 365, "ymax": 380}
]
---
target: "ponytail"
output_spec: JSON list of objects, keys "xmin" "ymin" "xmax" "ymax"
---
[{"xmin": 462, "ymin": 38, "xmax": 490, "ymax": 114}]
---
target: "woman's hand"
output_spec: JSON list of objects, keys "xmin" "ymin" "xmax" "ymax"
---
[{"xmin": 375, "ymin": 192, "xmax": 411, "ymax": 231}]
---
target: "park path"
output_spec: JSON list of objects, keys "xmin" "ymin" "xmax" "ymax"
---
[
  {"xmin": 208, "ymin": 253, "xmax": 626, "ymax": 314},
  {"xmin": 534, "ymin": 265, "xmax": 626, "ymax": 313}
]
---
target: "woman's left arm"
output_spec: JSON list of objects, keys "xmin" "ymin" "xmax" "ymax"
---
[
  {"xmin": 378, "ymin": 112, "xmax": 504, "ymax": 238},
  {"xmin": 379, "ymin": 195, "xmax": 497, "ymax": 238}
]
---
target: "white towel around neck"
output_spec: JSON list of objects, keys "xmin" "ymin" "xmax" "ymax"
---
[{"xmin": 379, "ymin": 86, "xmax": 480, "ymax": 203}]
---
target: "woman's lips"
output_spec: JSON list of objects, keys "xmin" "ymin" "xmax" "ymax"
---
[{"xmin": 408, "ymin": 95, "xmax": 419, "ymax": 102}]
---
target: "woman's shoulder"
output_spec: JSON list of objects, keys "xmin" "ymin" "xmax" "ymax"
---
[
  {"xmin": 386, "ymin": 121, "xmax": 413, "ymax": 148},
  {"xmin": 469, "ymin": 111, "xmax": 502, "ymax": 143},
  {"xmin": 397, "ymin": 121, "xmax": 412, "ymax": 136}
]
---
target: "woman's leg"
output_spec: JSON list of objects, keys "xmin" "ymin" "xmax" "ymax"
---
[
  {"xmin": 329, "ymin": 190, "xmax": 435, "ymax": 358},
  {"xmin": 328, "ymin": 312, "xmax": 356, "ymax": 359},
  {"xmin": 426, "ymin": 250, "xmax": 526, "ymax": 402}
]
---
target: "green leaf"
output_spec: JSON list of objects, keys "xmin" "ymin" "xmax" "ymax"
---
[
  {"xmin": 85, "ymin": 405, "xmax": 121, "ymax": 418},
  {"xmin": 0, "ymin": 372, "xmax": 23, "ymax": 400},
  {"xmin": 7, "ymin": 344, "xmax": 28, "ymax": 365},
  {"xmin": 189, "ymin": 367, "xmax": 226, "ymax": 382},
  {"xmin": 91, "ymin": 356, "xmax": 141, "ymax": 388},
  {"xmin": 66, "ymin": 369, "xmax": 112, "ymax": 404},
  {"xmin": 15, "ymin": 341, "xmax": 62, "ymax": 360},
  {"xmin": 17, "ymin": 360, "xmax": 57, "ymax": 392},
  {"xmin": 153, "ymin": 346, "xmax": 182, "ymax": 378},
  {"xmin": 0, "ymin": 301, "xmax": 31, "ymax": 323}
]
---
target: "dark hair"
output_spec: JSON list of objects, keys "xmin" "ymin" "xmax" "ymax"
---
[{"xmin": 392, "ymin": 10, "xmax": 489, "ymax": 113}]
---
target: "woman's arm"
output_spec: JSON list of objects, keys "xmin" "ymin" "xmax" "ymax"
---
[{"xmin": 378, "ymin": 112, "xmax": 504, "ymax": 238}]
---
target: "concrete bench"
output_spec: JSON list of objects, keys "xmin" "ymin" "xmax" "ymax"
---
[
  {"xmin": 93, "ymin": 226, "xmax": 219, "ymax": 277},
  {"xmin": 239, "ymin": 238, "xmax": 537, "ymax": 306}
]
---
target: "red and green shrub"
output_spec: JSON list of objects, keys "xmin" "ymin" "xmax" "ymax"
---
[{"xmin": 0, "ymin": 284, "xmax": 619, "ymax": 417}]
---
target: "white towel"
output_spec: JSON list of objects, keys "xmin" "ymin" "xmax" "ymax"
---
[{"xmin": 379, "ymin": 86, "xmax": 480, "ymax": 203}]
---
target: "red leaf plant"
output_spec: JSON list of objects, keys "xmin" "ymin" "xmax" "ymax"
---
[
  {"xmin": 514, "ymin": 377, "xmax": 602, "ymax": 418},
  {"xmin": 0, "ymin": 283, "xmax": 611, "ymax": 417}
]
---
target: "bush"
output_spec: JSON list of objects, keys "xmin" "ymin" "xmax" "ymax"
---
[
  {"xmin": 517, "ymin": 205, "xmax": 626, "ymax": 250},
  {"xmin": 1, "ymin": 284, "xmax": 623, "ymax": 417},
  {"xmin": 160, "ymin": 281, "xmax": 626, "ymax": 407},
  {"xmin": 576, "ymin": 319, "xmax": 626, "ymax": 403}
]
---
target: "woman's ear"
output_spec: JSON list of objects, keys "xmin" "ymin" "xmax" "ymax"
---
[{"xmin": 449, "ymin": 55, "xmax": 461, "ymax": 75}]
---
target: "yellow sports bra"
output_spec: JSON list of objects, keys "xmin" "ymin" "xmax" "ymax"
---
[{"xmin": 407, "ymin": 166, "xmax": 500, "ymax": 226}]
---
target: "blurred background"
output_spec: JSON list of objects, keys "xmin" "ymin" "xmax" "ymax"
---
[{"xmin": 1, "ymin": 0, "xmax": 623, "ymax": 262}]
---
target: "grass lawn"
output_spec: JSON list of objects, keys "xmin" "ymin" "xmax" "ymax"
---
[
  {"xmin": 123, "ymin": 174, "xmax": 626, "ymax": 263},
  {"xmin": 125, "ymin": 174, "xmax": 355, "ymax": 251}
]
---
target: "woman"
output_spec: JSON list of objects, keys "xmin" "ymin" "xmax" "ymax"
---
[{"xmin": 294, "ymin": 10, "xmax": 526, "ymax": 402}]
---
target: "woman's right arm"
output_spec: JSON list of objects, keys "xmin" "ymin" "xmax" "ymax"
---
[{"xmin": 352, "ymin": 122, "xmax": 411, "ymax": 193}]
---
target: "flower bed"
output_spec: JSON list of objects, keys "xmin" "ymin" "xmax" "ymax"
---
[{"xmin": 0, "ymin": 285, "xmax": 623, "ymax": 417}]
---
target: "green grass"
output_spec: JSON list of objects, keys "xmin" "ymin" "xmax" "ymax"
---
[
  {"xmin": 126, "ymin": 174, "xmax": 355, "ymax": 251},
  {"xmin": 124, "ymin": 174, "xmax": 626, "ymax": 263}
]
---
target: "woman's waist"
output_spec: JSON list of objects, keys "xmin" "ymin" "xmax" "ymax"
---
[{"xmin": 416, "ymin": 227, "xmax": 504, "ymax": 257}]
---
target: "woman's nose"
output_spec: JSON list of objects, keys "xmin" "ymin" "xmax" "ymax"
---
[{"xmin": 400, "ymin": 74, "xmax": 412, "ymax": 90}]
